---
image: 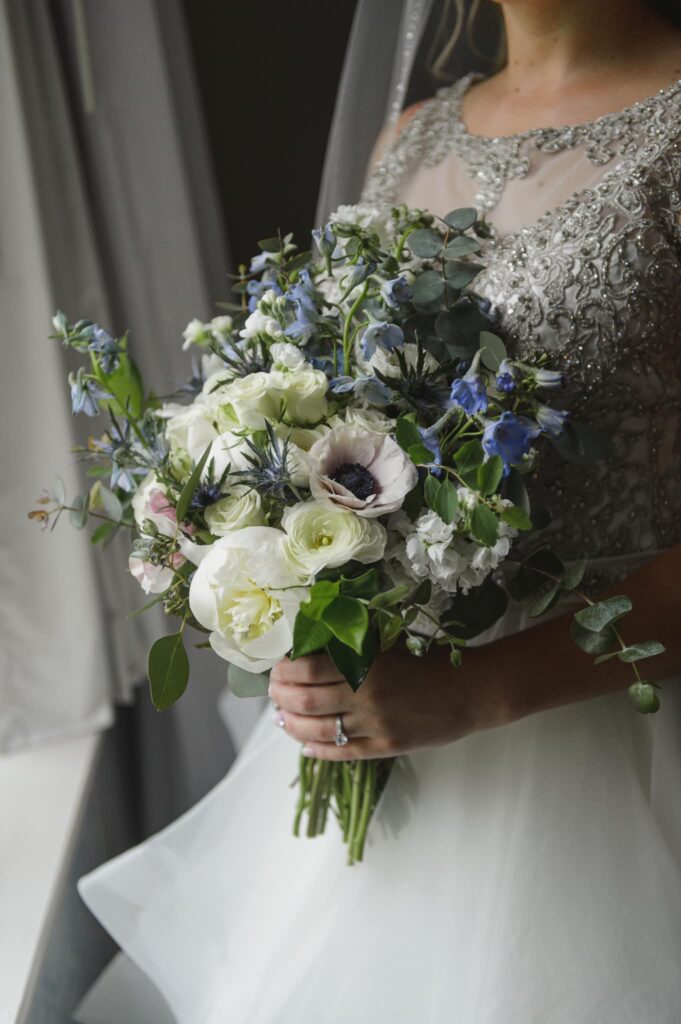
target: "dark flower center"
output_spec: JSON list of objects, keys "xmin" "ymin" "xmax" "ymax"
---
[
  {"xmin": 191, "ymin": 481, "xmax": 224, "ymax": 509},
  {"xmin": 330, "ymin": 462, "xmax": 376, "ymax": 501}
]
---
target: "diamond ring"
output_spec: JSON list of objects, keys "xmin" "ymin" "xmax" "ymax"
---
[{"xmin": 334, "ymin": 714, "xmax": 349, "ymax": 747}]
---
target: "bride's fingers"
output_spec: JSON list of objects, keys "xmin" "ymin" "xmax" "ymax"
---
[
  {"xmin": 300, "ymin": 738, "xmax": 389, "ymax": 762},
  {"xmin": 270, "ymin": 654, "xmax": 343, "ymax": 686},
  {"xmin": 269, "ymin": 679, "xmax": 353, "ymax": 717},
  {"xmin": 276, "ymin": 711, "xmax": 367, "ymax": 744}
]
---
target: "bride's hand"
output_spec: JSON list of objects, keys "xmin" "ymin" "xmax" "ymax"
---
[{"xmin": 268, "ymin": 648, "xmax": 503, "ymax": 761}]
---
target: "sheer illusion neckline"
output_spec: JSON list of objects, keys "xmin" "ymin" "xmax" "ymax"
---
[{"xmin": 453, "ymin": 70, "xmax": 681, "ymax": 146}]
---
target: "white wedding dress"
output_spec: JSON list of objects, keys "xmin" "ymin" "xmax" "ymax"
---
[{"xmin": 77, "ymin": 75, "xmax": 681, "ymax": 1024}]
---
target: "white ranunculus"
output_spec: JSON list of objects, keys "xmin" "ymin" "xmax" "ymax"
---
[
  {"xmin": 284, "ymin": 423, "xmax": 330, "ymax": 452},
  {"xmin": 204, "ymin": 485, "xmax": 265, "ymax": 536},
  {"xmin": 163, "ymin": 402, "xmax": 219, "ymax": 462},
  {"xmin": 307, "ymin": 425, "xmax": 418, "ymax": 518},
  {"xmin": 269, "ymin": 341, "xmax": 307, "ymax": 371},
  {"xmin": 343, "ymin": 406, "xmax": 396, "ymax": 434},
  {"xmin": 132, "ymin": 472, "xmax": 177, "ymax": 537},
  {"xmin": 282, "ymin": 501, "xmax": 386, "ymax": 578},
  {"xmin": 277, "ymin": 367, "xmax": 329, "ymax": 424},
  {"xmin": 218, "ymin": 372, "xmax": 282, "ymax": 430},
  {"xmin": 189, "ymin": 527, "xmax": 307, "ymax": 673},
  {"xmin": 239, "ymin": 308, "xmax": 284, "ymax": 342}
]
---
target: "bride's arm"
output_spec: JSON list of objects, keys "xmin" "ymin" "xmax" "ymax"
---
[{"xmin": 269, "ymin": 543, "xmax": 681, "ymax": 760}]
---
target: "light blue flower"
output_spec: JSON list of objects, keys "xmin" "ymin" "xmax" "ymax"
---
[
  {"xmin": 345, "ymin": 259, "xmax": 376, "ymax": 291},
  {"xmin": 495, "ymin": 358, "xmax": 516, "ymax": 394},
  {"xmin": 536, "ymin": 404, "xmax": 569, "ymax": 438},
  {"xmin": 247, "ymin": 278, "xmax": 282, "ymax": 313},
  {"xmin": 419, "ymin": 426, "xmax": 442, "ymax": 473},
  {"xmin": 69, "ymin": 368, "xmax": 110, "ymax": 416},
  {"xmin": 312, "ymin": 224, "xmax": 336, "ymax": 258},
  {"xmin": 360, "ymin": 321, "xmax": 404, "ymax": 358},
  {"xmin": 528, "ymin": 366, "xmax": 565, "ymax": 390},
  {"xmin": 482, "ymin": 411, "xmax": 540, "ymax": 475},
  {"xmin": 285, "ymin": 269, "xmax": 319, "ymax": 340},
  {"xmin": 381, "ymin": 275, "xmax": 413, "ymax": 308},
  {"xmin": 449, "ymin": 374, "xmax": 488, "ymax": 415},
  {"xmin": 88, "ymin": 326, "xmax": 122, "ymax": 373},
  {"xmin": 249, "ymin": 252, "xmax": 272, "ymax": 274}
]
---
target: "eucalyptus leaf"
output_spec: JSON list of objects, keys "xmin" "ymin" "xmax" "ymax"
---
[
  {"xmin": 69, "ymin": 494, "xmax": 89, "ymax": 530},
  {"xmin": 444, "ymin": 236, "xmax": 481, "ymax": 258},
  {"xmin": 617, "ymin": 640, "xmax": 666, "ymax": 663},
  {"xmin": 570, "ymin": 619, "xmax": 619, "ymax": 656},
  {"xmin": 479, "ymin": 331, "xmax": 507, "ymax": 372},
  {"xmin": 90, "ymin": 521, "xmax": 116, "ymax": 545},
  {"xmin": 528, "ymin": 582, "xmax": 563, "ymax": 618},
  {"xmin": 442, "ymin": 577, "xmax": 508, "ymax": 639},
  {"xmin": 175, "ymin": 443, "xmax": 213, "ymax": 523},
  {"xmin": 228, "ymin": 664, "xmax": 270, "ymax": 698},
  {"xmin": 444, "ymin": 208, "xmax": 477, "ymax": 231},
  {"xmin": 444, "ymin": 261, "xmax": 485, "ymax": 289},
  {"xmin": 407, "ymin": 228, "xmax": 443, "ymax": 259},
  {"xmin": 98, "ymin": 484, "xmax": 123, "ymax": 521},
  {"xmin": 561, "ymin": 559, "xmax": 588, "ymax": 590},
  {"xmin": 507, "ymin": 548, "xmax": 565, "ymax": 601},
  {"xmin": 471, "ymin": 503, "xmax": 499, "ymax": 546},
  {"xmin": 628, "ymin": 681, "xmax": 660, "ymax": 714},
  {"xmin": 51, "ymin": 475, "xmax": 66, "ymax": 506},
  {"xmin": 574, "ymin": 595, "xmax": 632, "ymax": 633},
  {"xmin": 148, "ymin": 632, "xmax": 189, "ymax": 710},
  {"xmin": 412, "ymin": 271, "xmax": 446, "ymax": 307}
]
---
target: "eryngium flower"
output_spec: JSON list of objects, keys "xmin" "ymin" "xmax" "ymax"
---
[{"xmin": 307, "ymin": 426, "xmax": 417, "ymax": 518}]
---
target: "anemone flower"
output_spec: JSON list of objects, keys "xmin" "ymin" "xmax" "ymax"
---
[{"xmin": 307, "ymin": 425, "xmax": 418, "ymax": 518}]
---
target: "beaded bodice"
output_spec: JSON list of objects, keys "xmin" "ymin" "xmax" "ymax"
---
[{"xmin": 362, "ymin": 74, "xmax": 681, "ymax": 563}]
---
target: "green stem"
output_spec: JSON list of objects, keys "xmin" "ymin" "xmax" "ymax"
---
[
  {"xmin": 342, "ymin": 281, "xmax": 369, "ymax": 374},
  {"xmin": 347, "ymin": 761, "xmax": 364, "ymax": 865},
  {"xmin": 351, "ymin": 760, "xmax": 376, "ymax": 863},
  {"xmin": 293, "ymin": 752, "xmax": 310, "ymax": 837}
]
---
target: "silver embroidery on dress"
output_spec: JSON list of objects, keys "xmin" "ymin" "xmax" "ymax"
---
[{"xmin": 362, "ymin": 75, "xmax": 681, "ymax": 564}]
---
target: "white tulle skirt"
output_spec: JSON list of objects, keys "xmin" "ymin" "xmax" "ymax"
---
[{"xmin": 78, "ymin": 562, "xmax": 681, "ymax": 1024}]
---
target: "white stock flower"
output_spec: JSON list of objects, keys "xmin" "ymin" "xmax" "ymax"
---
[
  {"xmin": 209, "ymin": 315, "xmax": 233, "ymax": 341},
  {"xmin": 282, "ymin": 501, "xmax": 386, "ymax": 578},
  {"xmin": 204, "ymin": 484, "xmax": 265, "ymax": 536},
  {"xmin": 307, "ymin": 425, "xmax": 418, "ymax": 518},
  {"xmin": 182, "ymin": 318, "xmax": 211, "ymax": 351},
  {"xmin": 189, "ymin": 527, "xmax": 307, "ymax": 673},
  {"xmin": 239, "ymin": 308, "xmax": 283, "ymax": 342},
  {"xmin": 132, "ymin": 472, "xmax": 177, "ymax": 537},
  {"xmin": 163, "ymin": 402, "xmax": 219, "ymax": 462},
  {"xmin": 269, "ymin": 341, "xmax": 306, "ymax": 371}
]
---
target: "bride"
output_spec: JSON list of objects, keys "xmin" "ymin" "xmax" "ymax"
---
[{"xmin": 78, "ymin": 1, "xmax": 681, "ymax": 1021}]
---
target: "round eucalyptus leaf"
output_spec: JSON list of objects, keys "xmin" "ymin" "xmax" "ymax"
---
[
  {"xmin": 412, "ymin": 271, "xmax": 445, "ymax": 307},
  {"xmin": 479, "ymin": 331, "xmax": 507, "ymax": 371},
  {"xmin": 228, "ymin": 664, "xmax": 271, "ymax": 698},
  {"xmin": 444, "ymin": 208, "xmax": 478, "ymax": 231},
  {"xmin": 407, "ymin": 228, "xmax": 444, "ymax": 259}
]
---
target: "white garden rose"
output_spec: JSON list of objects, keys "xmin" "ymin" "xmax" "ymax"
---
[
  {"xmin": 275, "ymin": 422, "xmax": 330, "ymax": 453},
  {"xmin": 276, "ymin": 367, "xmax": 329, "ymax": 424},
  {"xmin": 204, "ymin": 485, "xmax": 265, "ymax": 536},
  {"xmin": 189, "ymin": 526, "xmax": 308, "ymax": 673},
  {"xmin": 217, "ymin": 372, "xmax": 282, "ymax": 430},
  {"xmin": 131, "ymin": 472, "xmax": 177, "ymax": 537},
  {"xmin": 343, "ymin": 406, "xmax": 395, "ymax": 434},
  {"xmin": 269, "ymin": 341, "xmax": 307, "ymax": 371},
  {"xmin": 282, "ymin": 501, "xmax": 386, "ymax": 578},
  {"xmin": 162, "ymin": 402, "xmax": 219, "ymax": 462}
]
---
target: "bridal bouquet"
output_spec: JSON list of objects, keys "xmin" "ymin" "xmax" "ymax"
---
[{"xmin": 32, "ymin": 202, "xmax": 664, "ymax": 863}]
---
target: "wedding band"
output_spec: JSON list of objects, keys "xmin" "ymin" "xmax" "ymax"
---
[{"xmin": 334, "ymin": 714, "xmax": 349, "ymax": 747}]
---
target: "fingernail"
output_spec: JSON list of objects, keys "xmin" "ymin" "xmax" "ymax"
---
[
  {"xmin": 302, "ymin": 745, "xmax": 315, "ymax": 757},
  {"xmin": 271, "ymin": 699, "xmax": 280, "ymax": 711},
  {"xmin": 275, "ymin": 713, "xmax": 286, "ymax": 728}
]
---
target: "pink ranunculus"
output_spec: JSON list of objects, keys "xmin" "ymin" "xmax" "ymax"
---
[{"xmin": 306, "ymin": 425, "xmax": 418, "ymax": 518}]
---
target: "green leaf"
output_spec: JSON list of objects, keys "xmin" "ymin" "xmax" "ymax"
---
[
  {"xmin": 444, "ymin": 207, "xmax": 478, "ymax": 231},
  {"xmin": 444, "ymin": 236, "xmax": 481, "ymax": 258},
  {"xmin": 326, "ymin": 632, "xmax": 377, "ymax": 692},
  {"xmin": 479, "ymin": 331, "xmax": 507, "ymax": 372},
  {"xmin": 300, "ymin": 579, "xmax": 340, "ymax": 620},
  {"xmin": 453, "ymin": 439, "xmax": 484, "ymax": 474},
  {"xmin": 90, "ymin": 521, "xmax": 116, "ymax": 545},
  {"xmin": 408, "ymin": 579, "xmax": 432, "ymax": 606},
  {"xmin": 561, "ymin": 558, "xmax": 588, "ymax": 590},
  {"xmin": 500, "ymin": 505, "xmax": 532, "ymax": 531},
  {"xmin": 228, "ymin": 664, "xmax": 270, "ymax": 698},
  {"xmin": 570, "ymin": 619, "xmax": 619, "ymax": 656},
  {"xmin": 628, "ymin": 681, "xmax": 660, "ymax": 714},
  {"xmin": 369, "ymin": 583, "xmax": 412, "ymax": 609},
  {"xmin": 470, "ymin": 503, "xmax": 499, "ymax": 546},
  {"xmin": 433, "ymin": 477, "xmax": 459, "ymax": 524},
  {"xmin": 51, "ymin": 475, "xmax": 66, "ymax": 506},
  {"xmin": 291, "ymin": 613, "xmax": 333, "ymax": 658},
  {"xmin": 424, "ymin": 473, "xmax": 441, "ymax": 511},
  {"xmin": 258, "ymin": 236, "xmax": 282, "ymax": 252},
  {"xmin": 148, "ymin": 632, "xmax": 189, "ymax": 710},
  {"xmin": 69, "ymin": 493, "xmax": 89, "ymax": 530},
  {"xmin": 528, "ymin": 581, "xmax": 563, "ymax": 618},
  {"xmin": 377, "ymin": 609, "xmax": 403, "ymax": 650},
  {"xmin": 403, "ymin": 482, "xmax": 422, "ymax": 522},
  {"xmin": 507, "ymin": 548, "xmax": 565, "ymax": 601},
  {"xmin": 444, "ymin": 260, "xmax": 485, "ymax": 288},
  {"xmin": 477, "ymin": 455, "xmax": 504, "ymax": 497},
  {"xmin": 395, "ymin": 415, "xmax": 421, "ymax": 452},
  {"xmin": 321, "ymin": 596, "xmax": 369, "ymax": 655},
  {"xmin": 97, "ymin": 483, "xmax": 123, "ymax": 521},
  {"xmin": 340, "ymin": 569, "xmax": 380, "ymax": 599},
  {"xmin": 412, "ymin": 271, "xmax": 445, "ymax": 307},
  {"xmin": 617, "ymin": 641, "xmax": 666, "ymax": 663},
  {"xmin": 502, "ymin": 468, "xmax": 530, "ymax": 514},
  {"xmin": 407, "ymin": 442, "xmax": 435, "ymax": 464},
  {"xmin": 407, "ymin": 227, "xmax": 443, "ymax": 258},
  {"xmin": 99, "ymin": 351, "xmax": 144, "ymax": 419},
  {"xmin": 175, "ymin": 444, "xmax": 213, "ymax": 523},
  {"xmin": 574, "ymin": 595, "xmax": 632, "ymax": 633}
]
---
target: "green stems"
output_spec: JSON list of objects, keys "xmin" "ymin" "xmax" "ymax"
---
[{"xmin": 342, "ymin": 281, "xmax": 369, "ymax": 373}]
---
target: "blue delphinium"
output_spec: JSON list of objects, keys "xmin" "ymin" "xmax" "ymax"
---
[
  {"xmin": 381, "ymin": 275, "xmax": 412, "ymax": 308},
  {"xmin": 345, "ymin": 258, "xmax": 376, "ymax": 292},
  {"xmin": 482, "ymin": 411, "xmax": 541, "ymax": 475},
  {"xmin": 312, "ymin": 223, "xmax": 336, "ymax": 259},
  {"xmin": 449, "ymin": 374, "xmax": 488, "ymax": 415},
  {"xmin": 536, "ymin": 404, "xmax": 569, "ymax": 438},
  {"xmin": 495, "ymin": 359, "xmax": 516, "ymax": 394},
  {"xmin": 88, "ymin": 326, "xmax": 123, "ymax": 373},
  {"xmin": 360, "ymin": 321, "xmax": 404, "ymax": 359},
  {"xmin": 419, "ymin": 426, "xmax": 443, "ymax": 474},
  {"xmin": 69, "ymin": 367, "xmax": 110, "ymax": 416},
  {"xmin": 285, "ymin": 269, "xmax": 319, "ymax": 340},
  {"xmin": 247, "ymin": 278, "xmax": 282, "ymax": 313}
]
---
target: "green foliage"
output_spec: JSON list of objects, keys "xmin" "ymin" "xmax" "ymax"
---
[
  {"xmin": 500, "ymin": 505, "xmax": 532, "ymax": 531},
  {"xmin": 479, "ymin": 331, "xmax": 507, "ymax": 372},
  {"xmin": 412, "ymin": 271, "xmax": 445, "ymax": 308},
  {"xmin": 628, "ymin": 681, "xmax": 660, "ymax": 714},
  {"xmin": 444, "ymin": 208, "xmax": 478, "ymax": 231},
  {"xmin": 433, "ymin": 477, "xmax": 459, "ymax": 525},
  {"xmin": 395, "ymin": 415, "xmax": 421, "ymax": 452},
  {"xmin": 69, "ymin": 494, "xmax": 89, "ymax": 530},
  {"xmin": 97, "ymin": 483, "xmax": 123, "ymax": 521},
  {"xmin": 148, "ymin": 632, "xmax": 189, "ymax": 710},
  {"xmin": 228, "ymin": 665, "xmax": 270, "ymax": 698},
  {"xmin": 477, "ymin": 455, "xmax": 503, "ymax": 497},
  {"xmin": 453, "ymin": 439, "xmax": 484, "ymax": 474},
  {"xmin": 376, "ymin": 609, "xmax": 403, "ymax": 650},
  {"xmin": 408, "ymin": 442, "xmax": 435, "ymax": 464},
  {"xmin": 407, "ymin": 228, "xmax": 443, "ymax": 258},
  {"xmin": 444, "ymin": 236, "xmax": 481, "ymax": 258},
  {"xmin": 470, "ymin": 503, "xmax": 499, "ymax": 546},
  {"xmin": 291, "ymin": 614, "xmax": 333, "ymax": 659},
  {"xmin": 340, "ymin": 569, "xmax": 380, "ymax": 600},
  {"xmin": 570, "ymin": 619, "xmax": 619, "ymax": 656},
  {"xmin": 574, "ymin": 595, "xmax": 632, "ymax": 632},
  {"xmin": 424, "ymin": 473, "xmax": 440, "ymax": 511},
  {"xmin": 444, "ymin": 261, "xmax": 485, "ymax": 288},
  {"xmin": 507, "ymin": 548, "xmax": 565, "ymax": 601},
  {"xmin": 300, "ymin": 580, "xmax": 340, "ymax": 620},
  {"xmin": 617, "ymin": 641, "xmax": 666, "ymax": 662},
  {"xmin": 443, "ymin": 577, "xmax": 509, "ymax": 640},
  {"xmin": 326, "ymin": 631, "xmax": 378, "ymax": 691},
  {"xmin": 321, "ymin": 596, "xmax": 369, "ymax": 655}
]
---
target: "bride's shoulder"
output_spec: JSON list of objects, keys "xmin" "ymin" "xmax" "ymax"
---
[{"xmin": 367, "ymin": 79, "xmax": 463, "ymax": 172}]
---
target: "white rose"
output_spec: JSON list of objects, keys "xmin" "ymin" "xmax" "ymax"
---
[
  {"xmin": 204, "ymin": 485, "xmax": 265, "ymax": 536},
  {"xmin": 282, "ymin": 501, "xmax": 386, "ymax": 578},
  {"xmin": 131, "ymin": 472, "xmax": 177, "ymax": 537},
  {"xmin": 269, "ymin": 341, "xmax": 307, "ymax": 371},
  {"xmin": 343, "ymin": 406, "xmax": 395, "ymax": 434},
  {"xmin": 205, "ymin": 430, "xmax": 252, "ymax": 481},
  {"xmin": 277, "ymin": 367, "xmax": 329, "ymax": 424},
  {"xmin": 275, "ymin": 422, "xmax": 330, "ymax": 452},
  {"xmin": 218, "ymin": 372, "xmax": 282, "ymax": 430},
  {"xmin": 239, "ymin": 308, "xmax": 284, "ymax": 342},
  {"xmin": 189, "ymin": 526, "xmax": 308, "ymax": 673},
  {"xmin": 163, "ymin": 402, "xmax": 219, "ymax": 462}
]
